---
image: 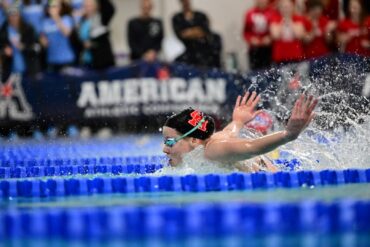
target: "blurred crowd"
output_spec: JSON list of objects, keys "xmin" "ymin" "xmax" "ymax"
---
[
  {"xmin": 0, "ymin": 0, "xmax": 369, "ymax": 80},
  {"xmin": 0, "ymin": 0, "xmax": 222, "ymax": 80},
  {"xmin": 245, "ymin": 0, "xmax": 370, "ymax": 70},
  {"xmin": 0, "ymin": 0, "xmax": 115, "ymax": 80}
]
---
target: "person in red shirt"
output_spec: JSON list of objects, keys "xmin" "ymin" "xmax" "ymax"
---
[
  {"xmin": 302, "ymin": 0, "xmax": 336, "ymax": 59},
  {"xmin": 337, "ymin": 0, "xmax": 368, "ymax": 56},
  {"xmin": 243, "ymin": 0, "xmax": 276, "ymax": 70},
  {"xmin": 363, "ymin": 16, "xmax": 370, "ymax": 55},
  {"xmin": 270, "ymin": 0, "xmax": 306, "ymax": 64}
]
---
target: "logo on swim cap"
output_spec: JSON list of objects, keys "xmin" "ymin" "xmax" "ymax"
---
[{"xmin": 188, "ymin": 110, "xmax": 208, "ymax": 132}]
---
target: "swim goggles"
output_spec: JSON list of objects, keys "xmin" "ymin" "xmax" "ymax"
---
[{"xmin": 164, "ymin": 117, "xmax": 206, "ymax": 147}]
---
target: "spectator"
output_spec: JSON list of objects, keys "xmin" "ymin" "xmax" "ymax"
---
[
  {"xmin": 0, "ymin": 4, "xmax": 40, "ymax": 80},
  {"xmin": 363, "ymin": 15, "xmax": 370, "ymax": 55},
  {"xmin": 343, "ymin": 0, "xmax": 370, "ymax": 18},
  {"xmin": 78, "ymin": 0, "xmax": 115, "ymax": 70},
  {"xmin": 0, "ymin": 0, "xmax": 12, "ymax": 28},
  {"xmin": 172, "ymin": 0, "xmax": 222, "ymax": 68},
  {"xmin": 270, "ymin": 0, "xmax": 305, "ymax": 64},
  {"xmin": 40, "ymin": 0, "xmax": 75, "ymax": 72},
  {"xmin": 127, "ymin": 0, "xmax": 164, "ymax": 63},
  {"xmin": 337, "ymin": 0, "xmax": 369, "ymax": 56},
  {"xmin": 243, "ymin": 0, "xmax": 275, "ymax": 70},
  {"xmin": 21, "ymin": 0, "xmax": 45, "ymax": 34},
  {"xmin": 302, "ymin": 0, "xmax": 336, "ymax": 59}
]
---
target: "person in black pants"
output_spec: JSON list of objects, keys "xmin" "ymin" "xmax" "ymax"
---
[
  {"xmin": 78, "ymin": 0, "xmax": 115, "ymax": 70},
  {"xmin": 0, "ymin": 5, "xmax": 41, "ymax": 80},
  {"xmin": 128, "ymin": 0, "xmax": 164, "ymax": 63},
  {"xmin": 172, "ymin": 0, "xmax": 222, "ymax": 68}
]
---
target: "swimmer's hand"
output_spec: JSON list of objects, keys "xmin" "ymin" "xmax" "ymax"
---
[
  {"xmin": 285, "ymin": 94, "xmax": 318, "ymax": 140},
  {"xmin": 233, "ymin": 91, "xmax": 263, "ymax": 125}
]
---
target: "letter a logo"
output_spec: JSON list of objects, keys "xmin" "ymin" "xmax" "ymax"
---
[
  {"xmin": 188, "ymin": 110, "xmax": 208, "ymax": 132},
  {"xmin": 0, "ymin": 74, "xmax": 33, "ymax": 120}
]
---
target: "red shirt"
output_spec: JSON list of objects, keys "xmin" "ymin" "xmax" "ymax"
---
[
  {"xmin": 243, "ymin": 7, "xmax": 275, "ymax": 46},
  {"xmin": 271, "ymin": 14, "xmax": 305, "ymax": 63},
  {"xmin": 338, "ymin": 18, "xmax": 368, "ymax": 56},
  {"xmin": 363, "ymin": 17, "xmax": 370, "ymax": 56},
  {"xmin": 302, "ymin": 16, "xmax": 331, "ymax": 59}
]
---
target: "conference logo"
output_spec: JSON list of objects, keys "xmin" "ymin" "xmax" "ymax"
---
[
  {"xmin": 77, "ymin": 78, "xmax": 227, "ymax": 118},
  {"xmin": 0, "ymin": 74, "xmax": 33, "ymax": 120}
]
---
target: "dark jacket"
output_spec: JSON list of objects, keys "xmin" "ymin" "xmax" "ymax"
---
[
  {"xmin": 79, "ymin": 0, "xmax": 115, "ymax": 69},
  {"xmin": 0, "ymin": 21, "xmax": 40, "ymax": 79},
  {"xmin": 128, "ymin": 17, "xmax": 164, "ymax": 61},
  {"xmin": 172, "ymin": 11, "xmax": 222, "ymax": 68}
]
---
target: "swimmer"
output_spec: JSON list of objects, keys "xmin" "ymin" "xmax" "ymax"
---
[{"xmin": 162, "ymin": 92, "xmax": 318, "ymax": 172}]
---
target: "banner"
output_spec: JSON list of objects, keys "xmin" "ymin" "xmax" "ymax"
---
[{"xmin": 0, "ymin": 54, "xmax": 369, "ymax": 131}]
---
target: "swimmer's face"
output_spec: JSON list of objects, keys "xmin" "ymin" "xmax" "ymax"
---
[{"xmin": 162, "ymin": 126, "xmax": 194, "ymax": 166}]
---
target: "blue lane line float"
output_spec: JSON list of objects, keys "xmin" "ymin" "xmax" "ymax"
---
[
  {"xmin": 0, "ymin": 164, "xmax": 164, "ymax": 178},
  {"xmin": 0, "ymin": 155, "xmax": 166, "ymax": 167},
  {"xmin": 1, "ymin": 169, "xmax": 369, "ymax": 198},
  {"xmin": 0, "ymin": 199, "xmax": 369, "ymax": 240}
]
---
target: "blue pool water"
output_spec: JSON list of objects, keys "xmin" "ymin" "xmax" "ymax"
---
[{"xmin": 1, "ymin": 135, "xmax": 369, "ymax": 247}]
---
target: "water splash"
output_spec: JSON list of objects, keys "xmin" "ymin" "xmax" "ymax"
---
[
  {"xmin": 157, "ymin": 59, "xmax": 370, "ymax": 175},
  {"xmin": 261, "ymin": 59, "xmax": 370, "ymax": 171},
  {"xmin": 281, "ymin": 116, "xmax": 370, "ymax": 170},
  {"xmin": 154, "ymin": 146, "xmax": 239, "ymax": 176}
]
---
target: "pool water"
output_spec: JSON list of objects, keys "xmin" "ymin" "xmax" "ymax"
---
[
  {"xmin": 1, "ymin": 136, "xmax": 369, "ymax": 246},
  {"xmin": 3, "ymin": 183, "xmax": 370, "ymax": 209}
]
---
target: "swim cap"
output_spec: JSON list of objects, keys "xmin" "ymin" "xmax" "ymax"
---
[{"xmin": 164, "ymin": 108, "xmax": 215, "ymax": 140}]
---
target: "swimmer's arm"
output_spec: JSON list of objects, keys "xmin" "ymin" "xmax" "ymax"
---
[
  {"xmin": 205, "ymin": 94, "xmax": 318, "ymax": 163},
  {"xmin": 221, "ymin": 121, "xmax": 245, "ymax": 137},
  {"xmin": 205, "ymin": 131, "xmax": 291, "ymax": 162}
]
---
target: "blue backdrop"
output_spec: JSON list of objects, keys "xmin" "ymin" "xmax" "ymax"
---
[{"xmin": 0, "ymin": 54, "xmax": 368, "ymax": 131}]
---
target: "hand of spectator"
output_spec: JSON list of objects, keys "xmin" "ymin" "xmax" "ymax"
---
[
  {"xmin": 40, "ymin": 35, "xmax": 48, "ymax": 47},
  {"xmin": 192, "ymin": 27, "xmax": 206, "ymax": 38},
  {"xmin": 11, "ymin": 40, "xmax": 24, "ymax": 50},
  {"xmin": 313, "ymin": 26, "xmax": 322, "ymax": 37},
  {"xmin": 72, "ymin": 9, "xmax": 84, "ymax": 19},
  {"xmin": 232, "ymin": 91, "xmax": 263, "ymax": 125},
  {"xmin": 250, "ymin": 37, "xmax": 260, "ymax": 46},
  {"xmin": 361, "ymin": 39, "xmax": 370, "ymax": 49},
  {"xmin": 261, "ymin": 36, "xmax": 271, "ymax": 46},
  {"xmin": 292, "ymin": 23, "xmax": 305, "ymax": 39},
  {"xmin": 326, "ymin": 21, "xmax": 337, "ymax": 33},
  {"xmin": 143, "ymin": 49, "xmax": 157, "ymax": 62},
  {"xmin": 285, "ymin": 94, "xmax": 318, "ymax": 141},
  {"xmin": 181, "ymin": 27, "xmax": 206, "ymax": 39},
  {"xmin": 348, "ymin": 29, "xmax": 361, "ymax": 38},
  {"xmin": 84, "ymin": 41, "xmax": 92, "ymax": 49},
  {"xmin": 4, "ymin": 46, "xmax": 13, "ymax": 57},
  {"xmin": 282, "ymin": 18, "xmax": 293, "ymax": 27}
]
